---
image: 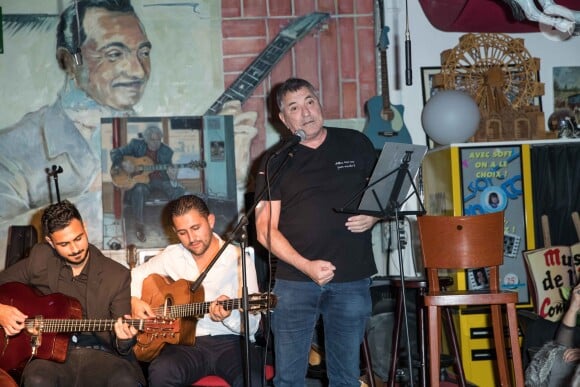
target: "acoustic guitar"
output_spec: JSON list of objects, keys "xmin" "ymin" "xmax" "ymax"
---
[
  {"xmin": 134, "ymin": 274, "xmax": 277, "ymax": 362},
  {"xmin": 0, "ymin": 282, "xmax": 153, "ymax": 374},
  {"xmin": 110, "ymin": 156, "xmax": 206, "ymax": 190},
  {"xmin": 363, "ymin": 26, "xmax": 412, "ymax": 149}
]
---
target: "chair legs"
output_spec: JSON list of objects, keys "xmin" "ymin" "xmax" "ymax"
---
[
  {"xmin": 427, "ymin": 306, "xmax": 441, "ymax": 387},
  {"xmin": 506, "ymin": 304, "xmax": 525, "ymax": 387},
  {"xmin": 427, "ymin": 304, "xmax": 524, "ymax": 387},
  {"xmin": 442, "ymin": 307, "xmax": 467, "ymax": 386},
  {"xmin": 361, "ymin": 335, "xmax": 377, "ymax": 387}
]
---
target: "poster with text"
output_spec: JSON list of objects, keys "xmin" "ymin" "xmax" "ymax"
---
[{"xmin": 460, "ymin": 145, "xmax": 528, "ymax": 303}]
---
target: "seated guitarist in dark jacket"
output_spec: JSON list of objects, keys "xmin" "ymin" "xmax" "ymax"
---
[
  {"xmin": 130, "ymin": 194, "xmax": 264, "ymax": 387},
  {"xmin": 110, "ymin": 125, "xmax": 185, "ymax": 243},
  {"xmin": 0, "ymin": 200, "xmax": 145, "ymax": 386}
]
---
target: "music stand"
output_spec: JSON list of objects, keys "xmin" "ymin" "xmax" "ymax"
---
[
  {"xmin": 334, "ymin": 143, "xmax": 427, "ymax": 218},
  {"xmin": 334, "ymin": 142, "xmax": 427, "ymax": 387}
]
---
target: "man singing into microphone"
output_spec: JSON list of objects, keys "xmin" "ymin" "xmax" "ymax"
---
[{"xmin": 255, "ymin": 77, "xmax": 379, "ymax": 386}]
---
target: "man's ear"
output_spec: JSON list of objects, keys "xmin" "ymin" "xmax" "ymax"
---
[
  {"xmin": 56, "ymin": 47, "xmax": 77, "ymax": 75},
  {"xmin": 45, "ymin": 236, "xmax": 55, "ymax": 249},
  {"xmin": 208, "ymin": 213, "xmax": 216, "ymax": 229},
  {"xmin": 278, "ymin": 111, "xmax": 287, "ymax": 128}
]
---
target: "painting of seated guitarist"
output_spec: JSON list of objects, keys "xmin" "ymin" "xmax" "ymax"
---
[
  {"xmin": 0, "ymin": 200, "xmax": 145, "ymax": 386},
  {"xmin": 131, "ymin": 194, "xmax": 264, "ymax": 387},
  {"xmin": 110, "ymin": 125, "xmax": 186, "ymax": 243}
]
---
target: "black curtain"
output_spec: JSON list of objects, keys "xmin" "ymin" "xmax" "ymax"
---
[{"xmin": 530, "ymin": 143, "xmax": 580, "ymax": 248}]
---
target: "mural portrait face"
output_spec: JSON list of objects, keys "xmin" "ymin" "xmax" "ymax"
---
[{"xmin": 77, "ymin": 7, "xmax": 151, "ymax": 110}]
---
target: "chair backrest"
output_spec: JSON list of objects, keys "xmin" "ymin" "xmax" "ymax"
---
[
  {"xmin": 417, "ymin": 212, "xmax": 505, "ymax": 291},
  {"xmin": 5, "ymin": 225, "xmax": 37, "ymax": 268}
]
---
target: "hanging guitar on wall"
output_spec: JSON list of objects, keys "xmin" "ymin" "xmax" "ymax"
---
[{"xmin": 363, "ymin": 25, "xmax": 412, "ymax": 148}]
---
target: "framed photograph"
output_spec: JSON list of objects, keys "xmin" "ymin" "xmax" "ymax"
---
[
  {"xmin": 421, "ymin": 67, "xmax": 443, "ymax": 148},
  {"xmin": 467, "ymin": 267, "xmax": 490, "ymax": 290},
  {"xmin": 553, "ymin": 66, "xmax": 580, "ymax": 123},
  {"xmin": 421, "ymin": 67, "xmax": 443, "ymax": 106},
  {"xmin": 137, "ymin": 248, "xmax": 164, "ymax": 265}
]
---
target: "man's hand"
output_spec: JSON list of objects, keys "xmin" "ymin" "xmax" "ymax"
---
[
  {"xmin": 114, "ymin": 315, "xmax": 138, "ymax": 340},
  {"xmin": 167, "ymin": 166, "xmax": 179, "ymax": 182},
  {"xmin": 564, "ymin": 348, "xmax": 580, "ymax": 363},
  {"xmin": 0, "ymin": 304, "xmax": 27, "ymax": 336},
  {"xmin": 209, "ymin": 295, "xmax": 232, "ymax": 322},
  {"xmin": 121, "ymin": 159, "xmax": 136, "ymax": 173},
  {"xmin": 345, "ymin": 215, "xmax": 379, "ymax": 233},
  {"xmin": 131, "ymin": 297, "xmax": 156, "ymax": 319},
  {"xmin": 303, "ymin": 260, "xmax": 336, "ymax": 286}
]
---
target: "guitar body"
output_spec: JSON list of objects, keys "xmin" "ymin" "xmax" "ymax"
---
[
  {"xmin": 364, "ymin": 96, "xmax": 412, "ymax": 148},
  {"xmin": 134, "ymin": 274, "xmax": 204, "ymax": 362},
  {"xmin": 0, "ymin": 282, "xmax": 82, "ymax": 373},
  {"xmin": 110, "ymin": 156, "xmax": 154, "ymax": 190}
]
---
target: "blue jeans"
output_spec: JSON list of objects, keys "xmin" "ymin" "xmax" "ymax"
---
[{"xmin": 271, "ymin": 278, "xmax": 372, "ymax": 387}]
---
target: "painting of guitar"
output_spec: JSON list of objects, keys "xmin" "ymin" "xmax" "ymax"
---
[
  {"xmin": 110, "ymin": 156, "xmax": 206, "ymax": 190},
  {"xmin": 205, "ymin": 12, "xmax": 330, "ymax": 115},
  {"xmin": 0, "ymin": 282, "xmax": 154, "ymax": 374},
  {"xmin": 363, "ymin": 26, "xmax": 412, "ymax": 149},
  {"xmin": 134, "ymin": 274, "xmax": 277, "ymax": 362}
]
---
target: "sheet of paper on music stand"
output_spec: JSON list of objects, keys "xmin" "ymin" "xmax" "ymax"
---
[{"xmin": 358, "ymin": 143, "xmax": 427, "ymax": 214}]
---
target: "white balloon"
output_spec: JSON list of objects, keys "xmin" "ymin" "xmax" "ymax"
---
[{"xmin": 421, "ymin": 90, "xmax": 481, "ymax": 145}]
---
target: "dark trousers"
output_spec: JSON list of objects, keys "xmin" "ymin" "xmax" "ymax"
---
[
  {"xmin": 22, "ymin": 347, "xmax": 142, "ymax": 387},
  {"xmin": 147, "ymin": 335, "xmax": 265, "ymax": 387},
  {"xmin": 128, "ymin": 180, "xmax": 185, "ymax": 224}
]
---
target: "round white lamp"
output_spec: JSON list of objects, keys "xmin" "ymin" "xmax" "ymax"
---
[{"xmin": 421, "ymin": 90, "xmax": 481, "ymax": 145}]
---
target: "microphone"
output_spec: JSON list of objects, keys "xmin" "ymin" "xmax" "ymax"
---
[{"xmin": 273, "ymin": 129, "xmax": 306, "ymax": 157}]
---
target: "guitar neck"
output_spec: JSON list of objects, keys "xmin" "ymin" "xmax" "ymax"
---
[
  {"xmin": 380, "ymin": 49, "xmax": 394, "ymax": 116},
  {"xmin": 24, "ymin": 318, "xmax": 146, "ymax": 333},
  {"xmin": 140, "ymin": 162, "xmax": 199, "ymax": 172},
  {"xmin": 159, "ymin": 299, "xmax": 243, "ymax": 319},
  {"xmin": 205, "ymin": 36, "xmax": 294, "ymax": 116},
  {"xmin": 204, "ymin": 12, "xmax": 330, "ymax": 116}
]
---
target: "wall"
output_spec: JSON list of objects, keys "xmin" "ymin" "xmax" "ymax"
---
[
  {"xmin": 219, "ymin": 0, "xmax": 376, "ymax": 162},
  {"xmin": 383, "ymin": 1, "xmax": 580, "ymax": 147}
]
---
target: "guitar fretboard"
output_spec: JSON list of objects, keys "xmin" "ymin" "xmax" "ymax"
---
[
  {"xmin": 155, "ymin": 299, "xmax": 243, "ymax": 319},
  {"xmin": 205, "ymin": 12, "xmax": 330, "ymax": 116},
  {"xmin": 139, "ymin": 161, "xmax": 205, "ymax": 172},
  {"xmin": 24, "ymin": 318, "xmax": 146, "ymax": 333}
]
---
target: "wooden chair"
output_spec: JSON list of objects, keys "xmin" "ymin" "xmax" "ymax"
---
[
  {"xmin": 417, "ymin": 212, "xmax": 524, "ymax": 387},
  {"xmin": 192, "ymin": 364, "xmax": 275, "ymax": 386}
]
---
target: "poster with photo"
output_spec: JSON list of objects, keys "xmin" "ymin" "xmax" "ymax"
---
[{"xmin": 460, "ymin": 145, "xmax": 528, "ymax": 302}]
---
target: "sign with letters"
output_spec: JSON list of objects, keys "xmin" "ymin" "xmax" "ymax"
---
[
  {"xmin": 524, "ymin": 243, "xmax": 580, "ymax": 322},
  {"xmin": 460, "ymin": 145, "xmax": 529, "ymax": 303}
]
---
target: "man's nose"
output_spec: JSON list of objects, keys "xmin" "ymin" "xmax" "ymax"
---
[{"xmin": 123, "ymin": 54, "xmax": 147, "ymax": 78}]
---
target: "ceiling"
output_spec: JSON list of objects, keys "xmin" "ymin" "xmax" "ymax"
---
[{"xmin": 419, "ymin": 0, "xmax": 580, "ymax": 33}]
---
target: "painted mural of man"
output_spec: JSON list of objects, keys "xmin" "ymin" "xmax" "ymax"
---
[{"xmin": 0, "ymin": 0, "xmax": 151, "ymax": 268}]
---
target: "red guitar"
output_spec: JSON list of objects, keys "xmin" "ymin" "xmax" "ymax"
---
[{"xmin": 0, "ymin": 282, "xmax": 154, "ymax": 374}]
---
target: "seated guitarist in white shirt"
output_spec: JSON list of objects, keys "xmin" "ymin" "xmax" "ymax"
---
[{"xmin": 130, "ymin": 194, "xmax": 264, "ymax": 387}]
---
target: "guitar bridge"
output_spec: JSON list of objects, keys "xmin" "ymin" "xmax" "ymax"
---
[{"xmin": 29, "ymin": 316, "xmax": 44, "ymax": 355}]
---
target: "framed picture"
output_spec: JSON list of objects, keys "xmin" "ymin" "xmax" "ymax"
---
[
  {"xmin": 553, "ymin": 66, "xmax": 580, "ymax": 123},
  {"xmin": 421, "ymin": 67, "xmax": 443, "ymax": 106},
  {"xmin": 421, "ymin": 67, "xmax": 443, "ymax": 148},
  {"xmin": 137, "ymin": 248, "xmax": 164, "ymax": 265}
]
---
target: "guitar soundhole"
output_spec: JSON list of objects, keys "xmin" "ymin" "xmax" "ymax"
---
[{"xmin": 381, "ymin": 109, "xmax": 394, "ymax": 121}]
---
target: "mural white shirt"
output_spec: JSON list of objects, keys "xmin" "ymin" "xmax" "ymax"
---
[{"xmin": 0, "ymin": 81, "xmax": 132, "ymax": 268}]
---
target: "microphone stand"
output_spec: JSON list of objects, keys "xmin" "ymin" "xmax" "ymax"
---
[
  {"xmin": 336, "ymin": 150, "xmax": 425, "ymax": 387},
  {"xmin": 189, "ymin": 147, "xmax": 296, "ymax": 387},
  {"xmin": 46, "ymin": 165, "xmax": 64, "ymax": 203}
]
